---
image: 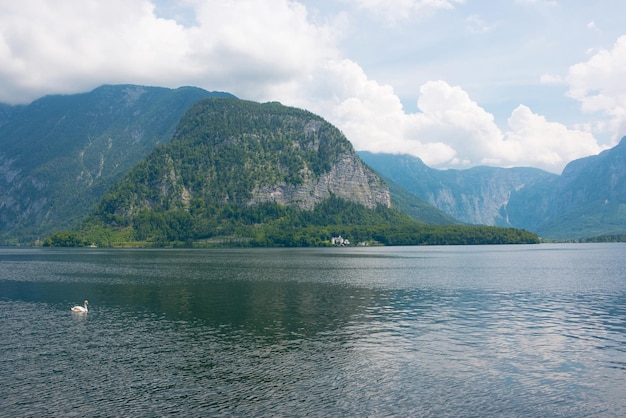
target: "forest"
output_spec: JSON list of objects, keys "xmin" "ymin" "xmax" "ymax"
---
[{"xmin": 45, "ymin": 195, "xmax": 540, "ymax": 247}]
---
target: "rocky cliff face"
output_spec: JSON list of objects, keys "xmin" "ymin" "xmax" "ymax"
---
[
  {"xmin": 249, "ymin": 152, "xmax": 390, "ymax": 210},
  {"xmin": 505, "ymin": 136, "xmax": 626, "ymax": 238},
  {"xmin": 428, "ymin": 167, "xmax": 552, "ymax": 226},
  {"xmin": 244, "ymin": 113, "xmax": 390, "ymax": 210},
  {"xmin": 100, "ymin": 98, "xmax": 391, "ymax": 220},
  {"xmin": 358, "ymin": 151, "xmax": 554, "ymax": 226},
  {"xmin": 551, "ymin": 138, "xmax": 626, "ymax": 215}
]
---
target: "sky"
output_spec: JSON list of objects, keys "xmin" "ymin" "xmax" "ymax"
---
[{"xmin": 2, "ymin": 0, "xmax": 626, "ymax": 174}]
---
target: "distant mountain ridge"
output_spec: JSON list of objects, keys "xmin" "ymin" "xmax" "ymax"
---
[
  {"xmin": 505, "ymin": 137, "xmax": 626, "ymax": 238},
  {"xmin": 0, "ymin": 85, "xmax": 233, "ymax": 243},
  {"xmin": 360, "ymin": 138, "xmax": 626, "ymax": 239},
  {"xmin": 358, "ymin": 152, "xmax": 556, "ymax": 226}
]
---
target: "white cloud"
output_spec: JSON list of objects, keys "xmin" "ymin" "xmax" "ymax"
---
[
  {"xmin": 410, "ymin": 81, "xmax": 503, "ymax": 166},
  {"xmin": 0, "ymin": 0, "xmax": 192, "ymax": 100},
  {"xmin": 0, "ymin": 0, "xmax": 339, "ymax": 103},
  {"xmin": 293, "ymin": 70, "xmax": 601, "ymax": 173},
  {"xmin": 566, "ymin": 35, "xmax": 626, "ymax": 142},
  {"xmin": 465, "ymin": 14, "xmax": 495, "ymax": 34},
  {"xmin": 503, "ymin": 105, "xmax": 603, "ymax": 169},
  {"xmin": 0, "ymin": 0, "xmax": 612, "ymax": 174},
  {"xmin": 587, "ymin": 20, "xmax": 599, "ymax": 32},
  {"xmin": 539, "ymin": 74, "xmax": 565, "ymax": 84},
  {"xmin": 343, "ymin": 0, "xmax": 464, "ymax": 22}
]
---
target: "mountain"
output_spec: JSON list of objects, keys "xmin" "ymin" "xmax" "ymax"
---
[
  {"xmin": 384, "ymin": 179, "xmax": 458, "ymax": 226},
  {"xmin": 70, "ymin": 98, "xmax": 537, "ymax": 247},
  {"xmin": 0, "ymin": 84, "xmax": 233, "ymax": 244},
  {"xmin": 358, "ymin": 151, "xmax": 555, "ymax": 226},
  {"xmin": 359, "ymin": 138, "xmax": 626, "ymax": 239},
  {"xmin": 97, "ymin": 97, "xmax": 391, "ymax": 211},
  {"xmin": 0, "ymin": 85, "xmax": 538, "ymax": 246},
  {"xmin": 0, "ymin": 103, "xmax": 18, "ymax": 126},
  {"xmin": 80, "ymin": 97, "xmax": 392, "ymax": 246},
  {"xmin": 505, "ymin": 137, "xmax": 626, "ymax": 238}
]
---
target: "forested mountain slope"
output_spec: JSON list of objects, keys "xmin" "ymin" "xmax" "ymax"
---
[{"xmin": 0, "ymin": 85, "xmax": 539, "ymax": 246}]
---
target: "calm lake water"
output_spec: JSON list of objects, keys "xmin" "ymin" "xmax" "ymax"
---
[{"xmin": 1, "ymin": 244, "xmax": 625, "ymax": 416}]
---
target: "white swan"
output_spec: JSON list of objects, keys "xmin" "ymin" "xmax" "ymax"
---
[{"xmin": 71, "ymin": 300, "xmax": 88, "ymax": 313}]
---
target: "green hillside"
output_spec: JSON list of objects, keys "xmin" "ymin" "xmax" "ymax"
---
[{"xmin": 0, "ymin": 85, "xmax": 539, "ymax": 247}]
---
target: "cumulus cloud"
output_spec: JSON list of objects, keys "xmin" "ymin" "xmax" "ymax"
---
[
  {"xmin": 297, "ymin": 72, "xmax": 602, "ymax": 173},
  {"xmin": 0, "ymin": 0, "xmax": 608, "ymax": 174},
  {"xmin": 343, "ymin": 0, "xmax": 465, "ymax": 22},
  {"xmin": 0, "ymin": 0, "xmax": 338, "ymax": 103},
  {"xmin": 503, "ymin": 105, "xmax": 603, "ymax": 169},
  {"xmin": 566, "ymin": 35, "xmax": 626, "ymax": 142},
  {"xmin": 0, "ymin": 0, "xmax": 191, "ymax": 101}
]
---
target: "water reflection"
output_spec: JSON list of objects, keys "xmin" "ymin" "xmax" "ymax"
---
[
  {"xmin": 1, "ymin": 245, "xmax": 626, "ymax": 416},
  {"xmin": 70, "ymin": 310, "xmax": 88, "ymax": 322}
]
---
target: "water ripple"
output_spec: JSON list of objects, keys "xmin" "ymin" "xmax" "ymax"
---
[{"xmin": 1, "ymin": 245, "xmax": 626, "ymax": 416}]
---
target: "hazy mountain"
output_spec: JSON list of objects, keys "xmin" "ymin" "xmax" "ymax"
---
[
  {"xmin": 360, "ymin": 138, "xmax": 626, "ymax": 239},
  {"xmin": 0, "ymin": 103, "xmax": 18, "ymax": 126},
  {"xmin": 0, "ymin": 85, "xmax": 233, "ymax": 244},
  {"xmin": 358, "ymin": 151, "xmax": 555, "ymax": 226},
  {"xmin": 506, "ymin": 137, "xmax": 626, "ymax": 238}
]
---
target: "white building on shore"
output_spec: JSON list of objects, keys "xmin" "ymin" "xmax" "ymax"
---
[{"xmin": 331, "ymin": 235, "xmax": 350, "ymax": 246}]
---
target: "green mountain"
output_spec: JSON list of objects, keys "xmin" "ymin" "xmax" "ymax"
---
[
  {"xmin": 384, "ymin": 178, "xmax": 458, "ymax": 226},
  {"xmin": 67, "ymin": 98, "xmax": 537, "ymax": 247},
  {"xmin": 0, "ymin": 85, "xmax": 233, "ymax": 244}
]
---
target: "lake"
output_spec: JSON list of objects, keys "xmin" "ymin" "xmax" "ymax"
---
[{"xmin": 1, "ymin": 244, "xmax": 625, "ymax": 416}]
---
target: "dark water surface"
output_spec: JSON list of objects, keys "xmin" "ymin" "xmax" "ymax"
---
[{"xmin": 1, "ymin": 244, "xmax": 625, "ymax": 416}]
